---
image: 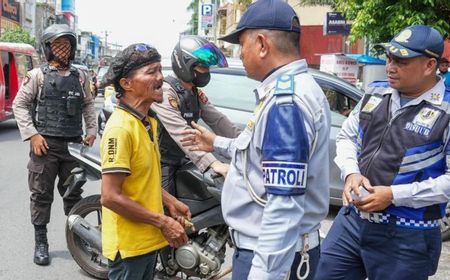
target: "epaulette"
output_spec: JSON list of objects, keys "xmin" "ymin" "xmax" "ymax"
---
[
  {"xmin": 366, "ymin": 80, "xmax": 393, "ymax": 96},
  {"xmin": 274, "ymin": 75, "xmax": 295, "ymax": 96}
]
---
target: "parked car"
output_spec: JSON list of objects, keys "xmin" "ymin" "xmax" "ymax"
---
[{"xmin": 96, "ymin": 61, "xmax": 450, "ymax": 240}]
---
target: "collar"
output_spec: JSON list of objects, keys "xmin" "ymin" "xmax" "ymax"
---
[
  {"xmin": 117, "ymin": 101, "xmax": 147, "ymax": 121},
  {"xmin": 261, "ymin": 64, "xmax": 285, "ymax": 82},
  {"xmin": 254, "ymin": 59, "xmax": 308, "ymax": 103},
  {"xmin": 391, "ymin": 77, "xmax": 446, "ymax": 108}
]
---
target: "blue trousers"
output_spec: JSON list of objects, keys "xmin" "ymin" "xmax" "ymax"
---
[
  {"xmin": 315, "ymin": 207, "xmax": 442, "ymax": 280},
  {"xmin": 232, "ymin": 246, "xmax": 320, "ymax": 280},
  {"xmin": 108, "ymin": 251, "xmax": 158, "ymax": 280}
]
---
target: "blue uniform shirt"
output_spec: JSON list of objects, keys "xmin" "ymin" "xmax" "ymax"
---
[{"xmin": 214, "ymin": 60, "xmax": 331, "ymax": 279}]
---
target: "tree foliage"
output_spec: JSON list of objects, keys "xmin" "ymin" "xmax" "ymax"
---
[
  {"xmin": 299, "ymin": 0, "xmax": 335, "ymax": 6},
  {"xmin": 0, "ymin": 26, "xmax": 36, "ymax": 46},
  {"xmin": 334, "ymin": 0, "xmax": 450, "ymax": 44},
  {"xmin": 186, "ymin": 0, "xmax": 199, "ymax": 35}
]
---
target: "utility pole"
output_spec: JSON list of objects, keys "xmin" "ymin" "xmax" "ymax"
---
[{"xmin": 102, "ymin": 31, "xmax": 110, "ymax": 56}]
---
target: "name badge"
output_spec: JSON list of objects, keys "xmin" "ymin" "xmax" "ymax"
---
[{"xmin": 404, "ymin": 107, "xmax": 440, "ymax": 136}]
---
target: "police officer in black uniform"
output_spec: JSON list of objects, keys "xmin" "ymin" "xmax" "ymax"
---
[
  {"xmin": 151, "ymin": 36, "xmax": 240, "ymax": 195},
  {"xmin": 13, "ymin": 24, "xmax": 97, "ymax": 266}
]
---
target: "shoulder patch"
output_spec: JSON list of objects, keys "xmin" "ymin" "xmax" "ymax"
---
[
  {"xmin": 168, "ymin": 96, "xmax": 178, "ymax": 109},
  {"xmin": 197, "ymin": 88, "xmax": 209, "ymax": 104},
  {"xmin": 361, "ymin": 95, "xmax": 383, "ymax": 113},
  {"xmin": 274, "ymin": 75, "xmax": 295, "ymax": 96}
]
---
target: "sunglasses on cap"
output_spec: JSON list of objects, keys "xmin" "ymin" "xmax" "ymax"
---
[
  {"xmin": 134, "ymin": 43, "xmax": 156, "ymax": 52},
  {"xmin": 192, "ymin": 43, "xmax": 228, "ymax": 68}
]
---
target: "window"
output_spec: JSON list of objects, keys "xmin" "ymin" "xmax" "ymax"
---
[
  {"xmin": 1, "ymin": 51, "xmax": 10, "ymax": 99},
  {"xmin": 322, "ymin": 85, "xmax": 357, "ymax": 117},
  {"xmin": 15, "ymin": 54, "xmax": 33, "ymax": 78},
  {"xmin": 203, "ymin": 72, "xmax": 258, "ymax": 112}
]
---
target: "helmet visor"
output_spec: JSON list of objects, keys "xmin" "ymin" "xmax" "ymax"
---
[{"xmin": 192, "ymin": 43, "xmax": 228, "ymax": 68}]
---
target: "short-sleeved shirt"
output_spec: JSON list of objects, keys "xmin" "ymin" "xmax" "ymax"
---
[{"xmin": 100, "ymin": 105, "xmax": 168, "ymax": 260}]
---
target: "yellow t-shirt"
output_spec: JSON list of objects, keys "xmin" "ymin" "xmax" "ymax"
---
[{"xmin": 100, "ymin": 107, "xmax": 168, "ymax": 260}]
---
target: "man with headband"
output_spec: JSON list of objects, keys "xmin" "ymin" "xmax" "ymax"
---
[
  {"xmin": 13, "ymin": 23, "xmax": 96, "ymax": 266},
  {"xmin": 151, "ymin": 36, "xmax": 240, "ymax": 196},
  {"xmin": 100, "ymin": 43, "xmax": 191, "ymax": 280}
]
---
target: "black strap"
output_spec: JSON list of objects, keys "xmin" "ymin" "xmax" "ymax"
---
[{"xmin": 164, "ymin": 75, "xmax": 185, "ymax": 95}]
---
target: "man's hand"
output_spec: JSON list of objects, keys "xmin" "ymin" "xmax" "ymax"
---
[
  {"xmin": 83, "ymin": 135, "xmax": 96, "ymax": 147},
  {"xmin": 209, "ymin": 161, "xmax": 229, "ymax": 178},
  {"xmin": 353, "ymin": 186, "xmax": 393, "ymax": 212},
  {"xmin": 180, "ymin": 121, "xmax": 216, "ymax": 152},
  {"xmin": 342, "ymin": 173, "xmax": 372, "ymax": 206},
  {"xmin": 30, "ymin": 134, "xmax": 49, "ymax": 156},
  {"xmin": 168, "ymin": 200, "xmax": 192, "ymax": 222},
  {"xmin": 160, "ymin": 216, "xmax": 189, "ymax": 248}
]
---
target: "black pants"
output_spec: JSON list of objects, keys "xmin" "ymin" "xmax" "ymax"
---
[
  {"xmin": 27, "ymin": 137, "xmax": 82, "ymax": 225},
  {"xmin": 161, "ymin": 162, "xmax": 183, "ymax": 196}
]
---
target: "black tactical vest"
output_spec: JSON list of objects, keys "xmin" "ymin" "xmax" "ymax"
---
[
  {"xmin": 158, "ymin": 75, "xmax": 201, "ymax": 165},
  {"xmin": 32, "ymin": 65, "xmax": 84, "ymax": 138},
  {"xmin": 358, "ymin": 87, "xmax": 450, "ymax": 220}
]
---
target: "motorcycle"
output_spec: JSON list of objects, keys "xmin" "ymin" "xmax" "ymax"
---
[{"xmin": 64, "ymin": 142, "xmax": 231, "ymax": 279}]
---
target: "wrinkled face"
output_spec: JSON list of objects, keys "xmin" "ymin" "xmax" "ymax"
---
[
  {"xmin": 50, "ymin": 37, "xmax": 71, "ymax": 64},
  {"xmin": 127, "ymin": 62, "xmax": 164, "ymax": 103},
  {"xmin": 386, "ymin": 54, "xmax": 436, "ymax": 95}
]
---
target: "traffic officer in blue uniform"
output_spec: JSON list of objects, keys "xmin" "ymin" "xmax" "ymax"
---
[
  {"xmin": 315, "ymin": 25, "xmax": 449, "ymax": 280},
  {"xmin": 180, "ymin": 1, "xmax": 331, "ymax": 279}
]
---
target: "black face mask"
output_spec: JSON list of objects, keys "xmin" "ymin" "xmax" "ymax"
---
[{"xmin": 192, "ymin": 70, "xmax": 211, "ymax": 87}]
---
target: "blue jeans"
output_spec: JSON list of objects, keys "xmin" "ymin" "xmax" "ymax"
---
[
  {"xmin": 315, "ymin": 207, "xmax": 442, "ymax": 280},
  {"xmin": 108, "ymin": 251, "xmax": 158, "ymax": 280},
  {"xmin": 232, "ymin": 246, "xmax": 320, "ymax": 280}
]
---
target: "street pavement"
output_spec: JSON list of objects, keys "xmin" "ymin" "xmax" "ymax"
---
[{"xmin": 0, "ymin": 96, "xmax": 449, "ymax": 279}]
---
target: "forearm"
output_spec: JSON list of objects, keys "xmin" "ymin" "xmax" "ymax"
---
[
  {"xmin": 162, "ymin": 189, "xmax": 177, "ymax": 207},
  {"xmin": 152, "ymin": 101, "xmax": 217, "ymax": 171},
  {"xmin": 213, "ymin": 136, "xmax": 235, "ymax": 159},
  {"xmin": 82, "ymin": 99, "xmax": 97, "ymax": 136},
  {"xmin": 392, "ymin": 174, "xmax": 450, "ymax": 208},
  {"xmin": 102, "ymin": 192, "xmax": 167, "ymax": 228}
]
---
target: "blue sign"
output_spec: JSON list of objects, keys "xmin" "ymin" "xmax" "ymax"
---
[
  {"xmin": 62, "ymin": 0, "xmax": 75, "ymax": 13},
  {"xmin": 202, "ymin": 4, "xmax": 213, "ymax": 16},
  {"xmin": 325, "ymin": 12, "xmax": 351, "ymax": 35}
]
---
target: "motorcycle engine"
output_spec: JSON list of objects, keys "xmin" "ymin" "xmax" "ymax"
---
[{"xmin": 172, "ymin": 226, "xmax": 229, "ymax": 278}]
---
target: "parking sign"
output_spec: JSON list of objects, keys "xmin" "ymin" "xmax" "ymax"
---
[{"xmin": 202, "ymin": 4, "xmax": 213, "ymax": 16}]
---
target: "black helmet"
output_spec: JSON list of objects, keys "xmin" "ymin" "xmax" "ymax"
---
[
  {"xmin": 171, "ymin": 36, "xmax": 228, "ymax": 82},
  {"xmin": 41, "ymin": 24, "xmax": 77, "ymax": 61}
]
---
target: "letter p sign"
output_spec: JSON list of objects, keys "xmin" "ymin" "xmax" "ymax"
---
[{"xmin": 202, "ymin": 4, "xmax": 213, "ymax": 16}]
